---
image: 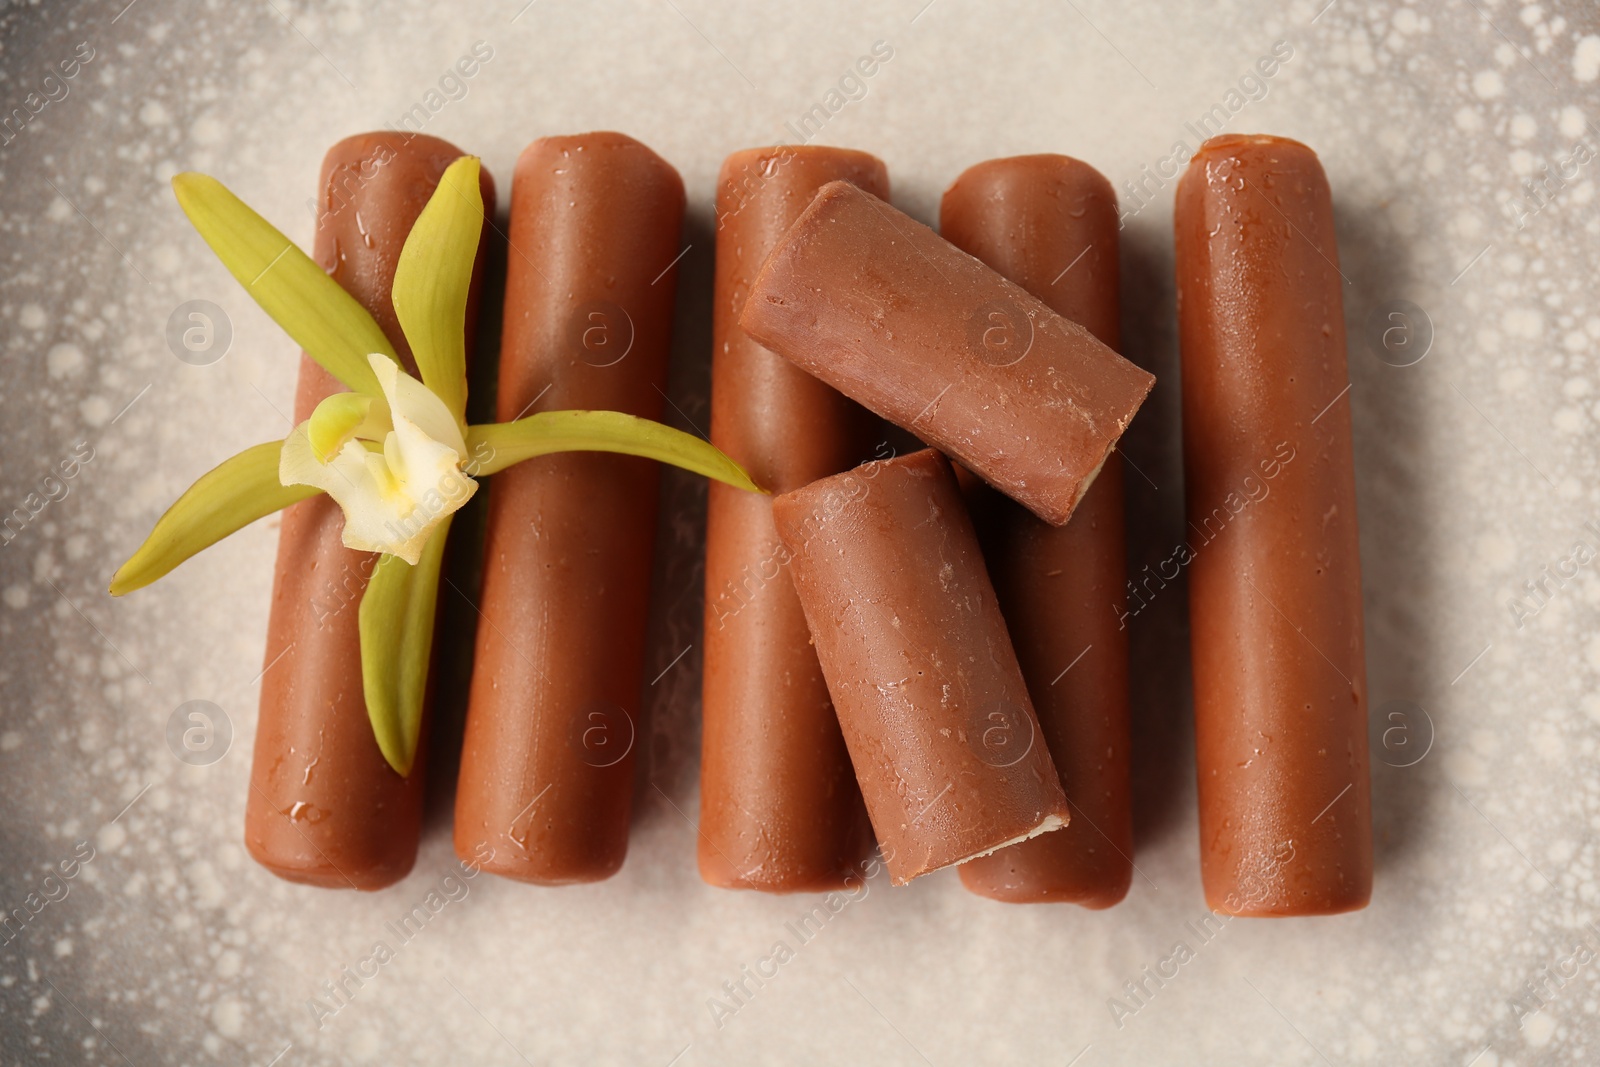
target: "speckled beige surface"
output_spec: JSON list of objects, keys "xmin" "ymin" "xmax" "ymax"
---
[{"xmin": 2, "ymin": 1, "xmax": 1599, "ymax": 1064}]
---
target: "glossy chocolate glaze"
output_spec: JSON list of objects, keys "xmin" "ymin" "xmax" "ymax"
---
[
  {"xmin": 247, "ymin": 132, "xmax": 494, "ymax": 890},
  {"xmin": 942, "ymin": 155, "xmax": 1134, "ymax": 908},
  {"xmin": 699, "ymin": 147, "xmax": 887, "ymax": 892},
  {"xmin": 738, "ymin": 180, "xmax": 1154, "ymax": 526},
  {"xmin": 452, "ymin": 132, "xmax": 685, "ymax": 884},
  {"xmin": 1175, "ymin": 134, "xmax": 1371, "ymax": 916},
  {"xmin": 772, "ymin": 448, "xmax": 1070, "ymax": 886}
]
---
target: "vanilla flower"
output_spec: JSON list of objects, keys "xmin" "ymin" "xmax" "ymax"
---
[
  {"xmin": 280, "ymin": 354, "xmax": 476, "ymax": 564},
  {"xmin": 111, "ymin": 157, "xmax": 762, "ymax": 775}
]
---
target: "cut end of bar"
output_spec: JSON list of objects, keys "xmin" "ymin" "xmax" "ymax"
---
[
  {"xmin": 1188, "ymin": 132, "xmax": 1318, "ymax": 166},
  {"xmin": 1055, "ymin": 447, "xmax": 1111, "ymax": 526},
  {"xmin": 719, "ymin": 144, "xmax": 888, "ymax": 183},
  {"xmin": 890, "ymin": 811, "xmax": 1069, "ymax": 886},
  {"xmin": 246, "ymin": 840, "xmax": 413, "ymax": 892},
  {"xmin": 1179, "ymin": 134, "xmax": 1326, "ymax": 207},
  {"xmin": 736, "ymin": 179, "xmax": 864, "ymax": 344},
  {"xmin": 515, "ymin": 131, "xmax": 687, "ymax": 209},
  {"xmin": 1049, "ymin": 358, "xmax": 1156, "ymax": 523},
  {"xmin": 955, "ymin": 811, "xmax": 1069, "ymax": 866},
  {"xmin": 1205, "ymin": 887, "xmax": 1372, "ymax": 918}
]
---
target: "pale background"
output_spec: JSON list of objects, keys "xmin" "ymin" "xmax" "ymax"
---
[{"xmin": 2, "ymin": 0, "xmax": 1599, "ymax": 1064}]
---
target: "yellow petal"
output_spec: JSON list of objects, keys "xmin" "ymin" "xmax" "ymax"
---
[
  {"xmin": 359, "ymin": 517, "xmax": 452, "ymax": 777},
  {"xmin": 466, "ymin": 410, "xmax": 765, "ymax": 493},
  {"xmin": 110, "ymin": 441, "xmax": 321, "ymax": 596},
  {"xmin": 172, "ymin": 173, "xmax": 392, "ymax": 396},
  {"xmin": 307, "ymin": 392, "xmax": 390, "ymax": 462},
  {"xmin": 391, "ymin": 157, "xmax": 481, "ymax": 425}
]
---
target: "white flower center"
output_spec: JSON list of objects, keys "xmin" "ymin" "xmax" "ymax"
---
[{"xmin": 280, "ymin": 353, "xmax": 476, "ymax": 564}]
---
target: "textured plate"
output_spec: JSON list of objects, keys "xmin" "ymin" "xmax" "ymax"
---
[{"xmin": 2, "ymin": 1, "xmax": 1598, "ymax": 1064}]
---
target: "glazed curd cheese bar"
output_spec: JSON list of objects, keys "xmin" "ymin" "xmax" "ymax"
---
[
  {"xmin": 941, "ymin": 154, "xmax": 1135, "ymax": 908},
  {"xmin": 1176, "ymin": 134, "xmax": 1372, "ymax": 916},
  {"xmin": 772, "ymin": 448, "xmax": 1070, "ymax": 886},
  {"xmin": 739, "ymin": 180, "xmax": 1154, "ymax": 527},
  {"xmin": 248, "ymin": 132, "xmax": 494, "ymax": 890},
  {"xmin": 699, "ymin": 146, "xmax": 887, "ymax": 893},
  {"xmin": 453, "ymin": 132, "xmax": 685, "ymax": 884}
]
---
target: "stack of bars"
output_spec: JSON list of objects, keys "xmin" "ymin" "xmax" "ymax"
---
[{"xmin": 236, "ymin": 131, "xmax": 1372, "ymax": 918}]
